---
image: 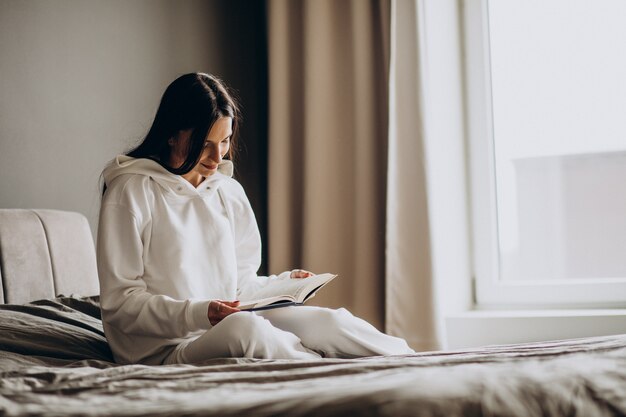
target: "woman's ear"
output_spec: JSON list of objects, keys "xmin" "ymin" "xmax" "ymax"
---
[{"xmin": 168, "ymin": 137, "xmax": 175, "ymax": 146}]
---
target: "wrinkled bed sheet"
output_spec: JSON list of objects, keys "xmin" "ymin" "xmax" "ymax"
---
[{"xmin": 0, "ymin": 297, "xmax": 625, "ymax": 417}]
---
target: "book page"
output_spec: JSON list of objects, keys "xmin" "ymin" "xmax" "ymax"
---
[
  {"xmin": 238, "ymin": 296, "xmax": 295, "ymax": 309},
  {"xmin": 244, "ymin": 273, "xmax": 336, "ymax": 303}
]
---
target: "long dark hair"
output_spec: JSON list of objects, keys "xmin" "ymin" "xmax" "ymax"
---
[{"xmin": 127, "ymin": 73, "xmax": 241, "ymax": 175}]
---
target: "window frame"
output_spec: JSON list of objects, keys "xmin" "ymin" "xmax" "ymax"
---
[{"xmin": 464, "ymin": 0, "xmax": 626, "ymax": 309}]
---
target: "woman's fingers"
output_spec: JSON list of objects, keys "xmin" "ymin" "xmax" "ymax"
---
[
  {"xmin": 222, "ymin": 300, "xmax": 240, "ymax": 308},
  {"xmin": 290, "ymin": 269, "xmax": 314, "ymax": 279},
  {"xmin": 208, "ymin": 300, "xmax": 221, "ymax": 325},
  {"xmin": 208, "ymin": 300, "xmax": 240, "ymax": 326}
]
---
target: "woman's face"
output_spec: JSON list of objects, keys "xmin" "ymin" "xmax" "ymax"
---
[{"xmin": 169, "ymin": 117, "xmax": 233, "ymax": 187}]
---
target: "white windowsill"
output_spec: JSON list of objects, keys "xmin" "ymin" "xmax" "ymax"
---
[{"xmin": 445, "ymin": 309, "xmax": 626, "ymax": 349}]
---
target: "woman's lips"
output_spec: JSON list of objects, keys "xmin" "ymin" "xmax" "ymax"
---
[{"xmin": 201, "ymin": 163, "xmax": 218, "ymax": 170}]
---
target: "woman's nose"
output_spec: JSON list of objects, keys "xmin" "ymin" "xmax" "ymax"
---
[{"xmin": 208, "ymin": 145, "xmax": 221, "ymax": 162}]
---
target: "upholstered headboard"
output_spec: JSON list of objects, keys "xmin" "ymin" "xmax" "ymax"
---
[{"xmin": 0, "ymin": 209, "xmax": 99, "ymax": 304}]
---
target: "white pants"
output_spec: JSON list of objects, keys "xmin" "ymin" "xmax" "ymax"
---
[{"xmin": 164, "ymin": 306, "xmax": 414, "ymax": 364}]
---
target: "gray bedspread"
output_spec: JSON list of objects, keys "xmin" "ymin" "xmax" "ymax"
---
[{"xmin": 0, "ymin": 297, "xmax": 625, "ymax": 417}]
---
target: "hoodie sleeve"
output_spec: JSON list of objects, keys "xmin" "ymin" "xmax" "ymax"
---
[
  {"xmin": 230, "ymin": 185, "xmax": 292, "ymax": 301},
  {"xmin": 97, "ymin": 203, "xmax": 212, "ymax": 338}
]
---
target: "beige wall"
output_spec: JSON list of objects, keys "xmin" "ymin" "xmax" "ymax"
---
[{"xmin": 0, "ymin": 0, "xmax": 227, "ymax": 237}]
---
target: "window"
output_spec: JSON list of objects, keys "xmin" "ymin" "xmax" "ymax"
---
[{"xmin": 464, "ymin": 0, "xmax": 626, "ymax": 308}]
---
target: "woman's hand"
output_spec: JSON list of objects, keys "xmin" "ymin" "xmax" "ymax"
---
[
  {"xmin": 290, "ymin": 269, "xmax": 314, "ymax": 279},
  {"xmin": 208, "ymin": 300, "xmax": 240, "ymax": 326}
]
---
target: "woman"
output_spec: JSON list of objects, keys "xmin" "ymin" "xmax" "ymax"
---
[{"xmin": 97, "ymin": 73, "xmax": 414, "ymax": 365}]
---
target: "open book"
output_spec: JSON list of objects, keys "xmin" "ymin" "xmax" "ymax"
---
[{"xmin": 239, "ymin": 273, "xmax": 338, "ymax": 311}]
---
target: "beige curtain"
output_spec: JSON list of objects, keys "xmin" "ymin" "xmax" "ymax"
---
[
  {"xmin": 386, "ymin": 0, "xmax": 438, "ymax": 351},
  {"xmin": 267, "ymin": 0, "xmax": 390, "ymax": 330}
]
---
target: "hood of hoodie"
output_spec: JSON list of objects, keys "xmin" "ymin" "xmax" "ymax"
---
[{"xmin": 102, "ymin": 155, "xmax": 234, "ymax": 196}]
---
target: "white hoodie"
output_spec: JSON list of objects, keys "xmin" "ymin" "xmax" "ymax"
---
[{"xmin": 97, "ymin": 156, "xmax": 291, "ymax": 364}]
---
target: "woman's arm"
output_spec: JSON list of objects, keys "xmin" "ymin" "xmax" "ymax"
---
[
  {"xmin": 228, "ymin": 181, "xmax": 314, "ymax": 300},
  {"xmin": 226, "ymin": 183, "xmax": 293, "ymax": 300}
]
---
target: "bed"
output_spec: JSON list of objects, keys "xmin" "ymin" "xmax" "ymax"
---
[{"xmin": 1, "ymin": 209, "xmax": 625, "ymax": 417}]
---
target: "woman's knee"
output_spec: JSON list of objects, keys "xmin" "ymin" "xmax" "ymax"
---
[
  {"xmin": 218, "ymin": 312, "xmax": 272, "ymax": 338},
  {"xmin": 217, "ymin": 312, "xmax": 313, "ymax": 359},
  {"xmin": 216, "ymin": 313, "xmax": 275, "ymax": 357}
]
